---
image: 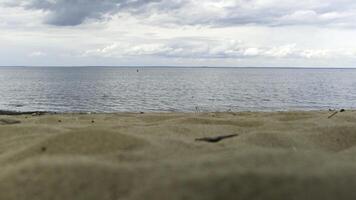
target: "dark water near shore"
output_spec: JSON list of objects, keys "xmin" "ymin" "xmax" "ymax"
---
[{"xmin": 1, "ymin": 67, "xmax": 356, "ymax": 113}]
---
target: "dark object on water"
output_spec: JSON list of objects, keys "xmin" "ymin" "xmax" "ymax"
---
[
  {"xmin": 328, "ymin": 109, "xmax": 346, "ymax": 119},
  {"xmin": 195, "ymin": 134, "xmax": 238, "ymax": 143},
  {"xmin": 14, "ymin": 104, "xmax": 24, "ymax": 108},
  {"xmin": 137, "ymin": 69, "xmax": 139, "ymax": 72}
]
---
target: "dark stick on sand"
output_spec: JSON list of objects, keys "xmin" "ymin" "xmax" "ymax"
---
[
  {"xmin": 195, "ymin": 134, "xmax": 238, "ymax": 143},
  {"xmin": 328, "ymin": 109, "xmax": 346, "ymax": 119}
]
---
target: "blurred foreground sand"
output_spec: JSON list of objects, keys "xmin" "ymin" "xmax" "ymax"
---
[{"xmin": 1, "ymin": 111, "xmax": 356, "ymax": 200}]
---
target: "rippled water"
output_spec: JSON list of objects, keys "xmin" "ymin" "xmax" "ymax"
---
[{"xmin": 1, "ymin": 67, "xmax": 356, "ymax": 112}]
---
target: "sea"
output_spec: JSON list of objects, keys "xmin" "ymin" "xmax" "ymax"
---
[{"xmin": 1, "ymin": 67, "xmax": 356, "ymax": 113}]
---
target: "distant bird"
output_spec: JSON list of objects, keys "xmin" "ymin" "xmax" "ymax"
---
[{"xmin": 137, "ymin": 69, "xmax": 139, "ymax": 72}]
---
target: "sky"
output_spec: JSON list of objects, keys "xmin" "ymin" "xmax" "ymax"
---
[{"xmin": 1, "ymin": 0, "xmax": 356, "ymax": 67}]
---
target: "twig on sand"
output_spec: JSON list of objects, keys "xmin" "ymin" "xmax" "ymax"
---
[
  {"xmin": 195, "ymin": 134, "xmax": 238, "ymax": 143},
  {"xmin": 328, "ymin": 109, "xmax": 346, "ymax": 119},
  {"xmin": 328, "ymin": 111, "xmax": 339, "ymax": 119}
]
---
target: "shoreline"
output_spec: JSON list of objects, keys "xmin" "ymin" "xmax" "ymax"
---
[{"xmin": 0, "ymin": 108, "xmax": 348, "ymax": 115}]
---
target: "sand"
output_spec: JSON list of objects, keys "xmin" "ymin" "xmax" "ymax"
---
[{"xmin": 1, "ymin": 111, "xmax": 356, "ymax": 200}]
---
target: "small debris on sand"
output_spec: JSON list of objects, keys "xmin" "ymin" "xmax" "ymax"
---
[
  {"xmin": 328, "ymin": 109, "xmax": 346, "ymax": 119},
  {"xmin": 195, "ymin": 134, "xmax": 238, "ymax": 143}
]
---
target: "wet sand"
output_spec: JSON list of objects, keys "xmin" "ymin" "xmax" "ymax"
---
[{"xmin": 1, "ymin": 111, "xmax": 356, "ymax": 200}]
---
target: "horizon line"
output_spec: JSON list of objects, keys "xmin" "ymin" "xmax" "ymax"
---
[{"xmin": 1, "ymin": 66, "xmax": 356, "ymax": 69}]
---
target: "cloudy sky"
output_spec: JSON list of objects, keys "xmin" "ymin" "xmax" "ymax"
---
[{"xmin": 1, "ymin": 0, "xmax": 356, "ymax": 67}]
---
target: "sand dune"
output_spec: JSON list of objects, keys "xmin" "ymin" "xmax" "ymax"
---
[{"xmin": 1, "ymin": 111, "xmax": 356, "ymax": 199}]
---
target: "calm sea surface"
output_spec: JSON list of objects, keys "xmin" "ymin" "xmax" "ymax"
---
[{"xmin": 1, "ymin": 67, "xmax": 356, "ymax": 113}]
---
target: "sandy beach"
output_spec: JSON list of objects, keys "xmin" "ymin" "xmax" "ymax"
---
[{"xmin": 1, "ymin": 110, "xmax": 356, "ymax": 200}]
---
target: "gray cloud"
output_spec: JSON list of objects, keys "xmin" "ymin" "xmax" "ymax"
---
[
  {"xmin": 10, "ymin": 0, "xmax": 159, "ymax": 26},
  {"xmin": 5, "ymin": 0, "xmax": 356, "ymax": 27}
]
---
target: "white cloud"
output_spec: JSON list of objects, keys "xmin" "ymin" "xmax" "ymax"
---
[
  {"xmin": 29, "ymin": 51, "xmax": 46, "ymax": 57},
  {"xmin": 0, "ymin": 5, "xmax": 44, "ymax": 29},
  {"xmin": 83, "ymin": 40, "xmax": 356, "ymax": 60}
]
